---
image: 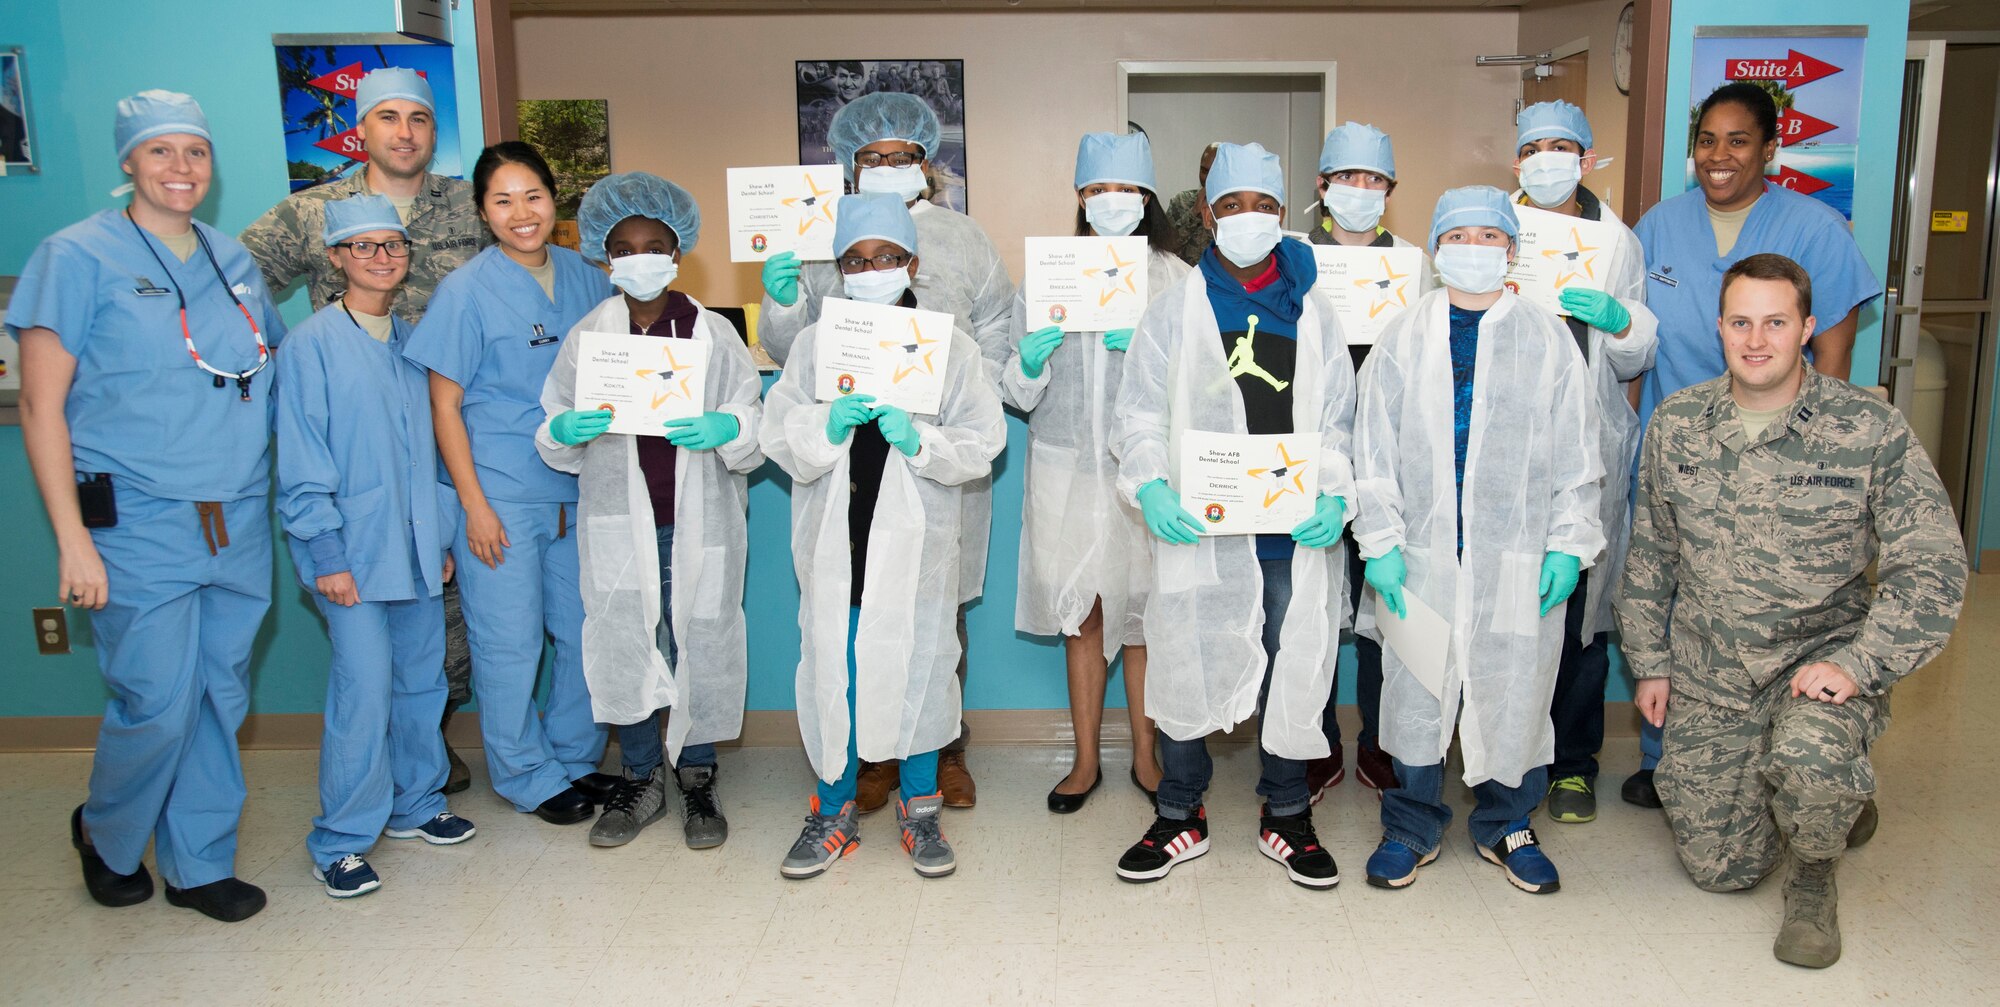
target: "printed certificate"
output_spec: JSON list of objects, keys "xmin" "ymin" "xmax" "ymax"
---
[
  {"xmin": 1023, "ymin": 236, "xmax": 1150, "ymax": 333},
  {"xmin": 573, "ymin": 332, "xmax": 709, "ymax": 436},
  {"xmin": 1309, "ymin": 244, "xmax": 1425, "ymax": 345},
  {"xmin": 1177, "ymin": 431, "xmax": 1321, "ymax": 536},
  {"xmin": 727, "ymin": 164, "xmax": 844, "ymax": 263},
  {"xmin": 812, "ymin": 296, "xmax": 955, "ymax": 415},
  {"xmin": 1504, "ymin": 203, "xmax": 1620, "ymax": 317}
]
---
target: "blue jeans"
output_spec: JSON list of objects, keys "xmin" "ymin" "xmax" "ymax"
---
[
  {"xmin": 1550, "ymin": 569, "xmax": 1609, "ymax": 781},
  {"xmin": 612, "ymin": 523, "xmax": 717, "ymax": 779},
  {"xmin": 1323, "ymin": 532, "xmax": 1385, "ymax": 752},
  {"xmin": 819, "ymin": 606, "xmax": 938, "ymax": 808},
  {"xmin": 1381, "ymin": 757, "xmax": 1548, "ymax": 854},
  {"xmin": 1156, "ymin": 558, "xmax": 1311, "ymax": 820}
]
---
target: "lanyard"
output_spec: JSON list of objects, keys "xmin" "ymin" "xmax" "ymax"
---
[{"xmin": 126, "ymin": 210, "xmax": 271, "ymax": 401}]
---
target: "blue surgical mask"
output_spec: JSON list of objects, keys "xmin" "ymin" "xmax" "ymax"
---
[
  {"xmin": 843, "ymin": 266, "xmax": 912, "ymax": 305},
  {"xmin": 607, "ymin": 253, "xmax": 678, "ymax": 301},
  {"xmin": 1084, "ymin": 191, "xmax": 1145, "ymax": 237},
  {"xmin": 1212, "ymin": 210, "xmax": 1282, "ymax": 267},
  {"xmin": 1518, "ymin": 150, "xmax": 1583, "ymax": 208},
  {"xmin": 1322, "ymin": 183, "xmax": 1387, "ymax": 232},
  {"xmin": 1433, "ymin": 244, "xmax": 1511, "ymax": 294},
  {"xmin": 858, "ymin": 164, "xmax": 926, "ymax": 201}
]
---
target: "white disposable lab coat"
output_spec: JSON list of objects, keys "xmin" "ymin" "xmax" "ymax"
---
[
  {"xmin": 759, "ymin": 320, "xmax": 1006, "ymax": 782},
  {"xmin": 1111, "ymin": 264, "xmax": 1359, "ymax": 760},
  {"xmin": 1351, "ymin": 289, "xmax": 1605, "ymax": 788},
  {"xmin": 1003, "ymin": 248, "xmax": 1191, "ymax": 656},
  {"xmin": 535, "ymin": 295, "xmax": 764, "ymax": 766}
]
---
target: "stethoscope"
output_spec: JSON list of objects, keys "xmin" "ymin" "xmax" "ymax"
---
[{"xmin": 126, "ymin": 208, "xmax": 270, "ymax": 401}]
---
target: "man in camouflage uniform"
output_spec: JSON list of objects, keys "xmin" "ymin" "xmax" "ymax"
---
[
  {"xmin": 242, "ymin": 67, "xmax": 490, "ymax": 793},
  {"xmin": 1616, "ymin": 253, "xmax": 1966, "ymax": 969}
]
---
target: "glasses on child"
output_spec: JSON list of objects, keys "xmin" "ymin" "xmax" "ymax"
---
[{"xmin": 837, "ymin": 252, "xmax": 911, "ymax": 274}]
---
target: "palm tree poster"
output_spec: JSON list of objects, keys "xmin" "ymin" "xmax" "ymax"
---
[
  {"xmin": 1686, "ymin": 28, "xmax": 1866, "ymax": 220},
  {"xmin": 271, "ymin": 34, "xmax": 464, "ymax": 193}
]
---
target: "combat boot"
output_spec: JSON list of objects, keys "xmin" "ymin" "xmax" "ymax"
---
[{"xmin": 1774, "ymin": 855, "xmax": 1841, "ymax": 968}]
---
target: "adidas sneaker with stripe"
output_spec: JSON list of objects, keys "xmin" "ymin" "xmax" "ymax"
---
[{"xmin": 1116, "ymin": 807, "xmax": 1210, "ymax": 882}]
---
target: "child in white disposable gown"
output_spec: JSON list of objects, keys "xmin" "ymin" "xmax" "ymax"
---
[
  {"xmin": 1352, "ymin": 186, "xmax": 1604, "ymax": 896},
  {"xmin": 1005, "ymin": 131, "xmax": 1190, "ymax": 812},
  {"xmin": 760, "ymin": 193, "xmax": 1005, "ymax": 880},
  {"xmin": 535, "ymin": 173, "xmax": 765, "ymax": 851}
]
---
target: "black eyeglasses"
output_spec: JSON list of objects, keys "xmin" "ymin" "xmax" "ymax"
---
[
  {"xmin": 333, "ymin": 239, "xmax": 412, "ymax": 259},
  {"xmin": 837, "ymin": 252, "xmax": 911, "ymax": 274},
  {"xmin": 853, "ymin": 151, "xmax": 923, "ymax": 169}
]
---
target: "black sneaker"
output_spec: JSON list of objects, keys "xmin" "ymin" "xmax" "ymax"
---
[
  {"xmin": 1115, "ymin": 807, "xmax": 1210, "ymax": 883},
  {"xmin": 1621, "ymin": 769, "xmax": 1663, "ymax": 809},
  {"xmin": 1258, "ymin": 806, "xmax": 1340, "ymax": 889}
]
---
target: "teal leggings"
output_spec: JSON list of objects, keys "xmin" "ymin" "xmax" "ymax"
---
[{"xmin": 817, "ymin": 606, "xmax": 938, "ymax": 809}]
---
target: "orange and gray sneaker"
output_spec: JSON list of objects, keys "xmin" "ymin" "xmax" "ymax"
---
[
  {"xmin": 779, "ymin": 797, "xmax": 859, "ymax": 880},
  {"xmin": 897, "ymin": 793, "xmax": 957, "ymax": 877}
]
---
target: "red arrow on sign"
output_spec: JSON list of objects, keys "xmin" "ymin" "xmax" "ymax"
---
[
  {"xmin": 312, "ymin": 126, "xmax": 369, "ymax": 162},
  {"xmin": 306, "ymin": 62, "xmax": 367, "ymax": 98},
  {"xmin": 1726, "ymin": 49, "xmax": 1843, "ymax": 89},
  {"xmin": 1777, "ymin": 107, "xmax": 1837, "ymax": 147},
  {"xmin": 1771, "ymin": 165, "xmax": 1831, "ymax": 196}
]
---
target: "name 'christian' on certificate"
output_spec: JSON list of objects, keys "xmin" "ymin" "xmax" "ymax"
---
[{"xmin": 727, "ymin": 165, "xmax": 844, "ymax": 263}]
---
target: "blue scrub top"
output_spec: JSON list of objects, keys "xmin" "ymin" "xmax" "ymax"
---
[
  {"xmin": 403, "ymin": 243, "xmax": 612, "ymax": 504},
  {"xmin": 276, "ymin": 304, "xmax": 445, "ymax": 602},
  {"xmin": 5, "ymin": 209, "xmax": 288, "ymax": 502},
  {"xmin": 1633, "ymin": 183, "xmax": 1881, "ymax": 429}
]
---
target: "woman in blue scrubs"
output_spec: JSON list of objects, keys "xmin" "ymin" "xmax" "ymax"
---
[
  {"xmin": 404, "ymin": 142, "xmax": 614, "ymax": 824},
  {"xmin": 1624, "ymin": 82, "xmax": 1881, "ymax": 804},
  {"xmin": 8, "ymin": 91, "xmax": 286, "ymax": 923}
]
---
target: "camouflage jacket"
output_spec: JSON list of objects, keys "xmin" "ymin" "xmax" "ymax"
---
[
  {"xmin": 239, "ymin": 170, "xmax": 489, "ymax": 323},
  {"xmin": 1615, "ymin": 368, "xmax": 1966, "ymax": 709}
]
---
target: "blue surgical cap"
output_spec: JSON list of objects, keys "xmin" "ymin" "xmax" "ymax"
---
[
  {"xmin": 577, "ymin": 172, "xmax": 703, "ymax": 264},
  {"xmin": 115, "ymin": 90, "xmax": 210, "ymax": 162},
  {"xmin": 1318, "ymin": 122, "xmax": 1396, "ymax": 180},
  {"xmin": 1516, "ymin": 99, "xmax": 1594, "ymax": 151},
  {"xmin": 828, "ymin": 92, "xmax": 941, "ymax": 183},
  {"xmin": 1074, "ymin": 132, "xmax": 1156, "ymax": 192},
  {"xmin": 356, "ymin": 67, "xmax": 435, "ymax": 120},
  {"xmin": 1205, "ymin": 142, "xmax": 1285, "ymax": 206},
  {"xmin": 323, "ymin": 194, "xmax": 407, "ymax": 246},
  {"xmin": 1428, "ymin": 185, "xmax": 1520, "ymax": 250},
  {"xmin": 834, "ymin": 191, "xmax": 919, "ymax": 257}
]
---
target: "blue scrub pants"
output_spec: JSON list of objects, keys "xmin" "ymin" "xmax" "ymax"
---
[
  {"xmin": 83, "ymin": 490, "xmax": 269, "ymax": 888},
  {"xmin": 446, "ymin": 494, "xmax": 604, "ymax": 811},
  {"xmin": 611, "ymin": 524, "xmax": 718, "ymax": 779},
  {"xmin": 307, "ymin": 591, "xmax": 450, "ymax": 866},
  {"xmin": 818, "ymin": 607, "xmax": 939, "ymax": 809}
]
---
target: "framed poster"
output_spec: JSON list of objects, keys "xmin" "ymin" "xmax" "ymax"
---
[
  {"xmin": 798, "ymin": 60, "xmax": 968, "ymax": 213},
  {"xmin": 1687, "ymin": 26, "xmax": 1865, "ymax": 220},
  {"xmin": 517, "ymin": 99, "xmax": 610, "ymax": 221},
  {"xmin": 271, "ymin": 33, "xmax": 464, "ymax": 193},
  {"xmin": 1, "ymin": 47, "xmax": 35, "ymax": 173}
]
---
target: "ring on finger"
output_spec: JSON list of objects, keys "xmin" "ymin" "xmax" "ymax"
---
[{"xmin": 1820, "ymin": 686, "xmax": 1837, "ymax": 698}]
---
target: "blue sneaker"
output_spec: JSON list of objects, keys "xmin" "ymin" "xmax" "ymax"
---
[
  {"xmin": 384, "ymin": 812, "xmax": 476, "ymax": 845},
  {"xmin": 312, "ymin": 855, "xmax": 381, "ymax": 899},
  {"xmin": 1477, "ymin": 822, "xmax": 1560, "ymax": 894},
  {"xmin": 1364, "ymin": 838, "xmax": 1439, "ymax": 889}
]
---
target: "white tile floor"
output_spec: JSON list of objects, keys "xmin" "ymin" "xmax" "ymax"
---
[{"xmin": 4, "ymin": 578, "xmax": 1998, "ymax": 1005}]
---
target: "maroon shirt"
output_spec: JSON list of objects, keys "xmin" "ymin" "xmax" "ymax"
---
[{"xmin": 634, "ymin": 292, "xmax": 702, "ymax": 527}]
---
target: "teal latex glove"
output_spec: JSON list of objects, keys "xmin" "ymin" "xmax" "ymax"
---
[
  {"xmin": 1136, "ymin": 479, "xmax": 1203, "ymax": 545},
  {"xmin": 1290, "ymin": 494, "xmax": 1346, "ymax": 549},
  {"xmin": 762, "ymin": 251, "xmax": 802, "ymax": 307},
  {"xmin": 1364, "ymin": 547, "xmax": 1408, "ymax": 620},
  {"xmin": 1104, "ymin": 328, "xmax": 1136, "ymax": 352},
  {"xmin": 826, "ymin": 394, "xmax": 876, "ymax": 445},
  {"xmin": 1559, "ymin": 287, "xmax": 1631, "ymax": 334},
  {"xmin": 662, "ymin": 411, "xmax": 739, "ymax": 451},
  {"xmin": 1019, "ymin": 325, "xmax": 1065, "ymax": 379},
  {"xmin": 550, "ymin": 408, "xmax": 614, "ymax": 446},
  {"xmin": 872, "ymin": 403, "xmax": 922, "ymax": 457},
  {"xmin": 1538, "ymin": 550, "xmax": 1581, "ymax": 616}
]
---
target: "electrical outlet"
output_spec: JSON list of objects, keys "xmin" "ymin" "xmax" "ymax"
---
[{"xmin": 33, "ymin": 607, "xmax": 70, "ymax": 655}]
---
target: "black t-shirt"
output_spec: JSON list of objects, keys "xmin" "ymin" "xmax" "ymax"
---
[{"xmin": 843, "ymin": 290, "xmax": 916, "ymax": 606}]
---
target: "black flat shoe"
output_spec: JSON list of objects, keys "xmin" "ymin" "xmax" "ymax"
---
[
  {"xmin": 71, "ymin": 805, "xmax": 153, "ymax": 907},
  {"xmin": 570, "ymin": 772, "xmax": 624, "ymax": 803},
  {"xmin": 1621, "ymin": 769, "xmax": 1663, "ymax": 809},
  {"xmin": 164, "ymin": 877, "xmax": 265, "ymax": 922},
  {"xmin": 535, "ymin": 785, "xmax": 594, "ymax": 825},
  {"xmin": 1130, "ymin": 767, "xmax": 1158, "ymax": 800},
  {"xmin": 1046, "ymin": 770, "xmax": 1103, "ymax": 814}
]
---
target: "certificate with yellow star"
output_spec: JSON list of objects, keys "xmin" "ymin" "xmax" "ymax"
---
[
  {"xmin": 813, "ymin": 296, "xmax": 956, "ymax": 415},
  {"xmin": 1308, "ymin": 244, "xmax": 1427, "ymax": 345},
  {"xmin": 1023, "ymin": 236, "xmax": 1151, "ymax": 334},
  {"xmin": 1176, "ymin": 430, "xmax": 1322, "ymax": 536},
  {"xmin": 573, "ymin": 331, "xmax": 711, "ymax": 436},
  {"xmin": 1503, "ymin": 203, "xmax": 1621, "ymax": 320},
  {"xmin": 727, "ymin": 164, "xmax": 845, "ymax": 263}
]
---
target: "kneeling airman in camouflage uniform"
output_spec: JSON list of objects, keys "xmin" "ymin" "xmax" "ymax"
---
[{"xmin": 1616, "ymin": 253, "xmax": 1966, "ymax": 969}]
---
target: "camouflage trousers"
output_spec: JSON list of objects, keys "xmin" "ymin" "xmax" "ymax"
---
[
  {"xmin": 442, "ymin": 579, "xmax": 473, "ymax": 711},
  {"xmin": 1656, "ymin": 681, "xmax": 1886, "ymax": 892}
]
